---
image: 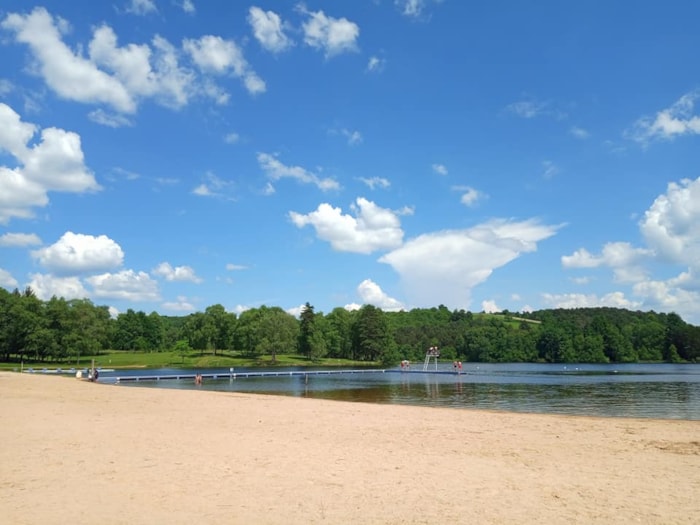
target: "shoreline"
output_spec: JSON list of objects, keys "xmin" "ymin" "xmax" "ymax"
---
[{"xmin": 1, "ymin": 371, "xmax": 699, "ymax": 524}]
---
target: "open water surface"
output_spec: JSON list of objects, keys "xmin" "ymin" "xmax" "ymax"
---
[{"xmin": 98, "ymin": 363, "xmax": 700, "ymax": 420}]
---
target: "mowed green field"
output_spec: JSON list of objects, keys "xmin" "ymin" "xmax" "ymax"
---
[{"xmin": 0, "ymin": 351, "xmax": 376, "ymax": 370}]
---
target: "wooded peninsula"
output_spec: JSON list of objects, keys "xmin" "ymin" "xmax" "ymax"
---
[{"xmin": 1, "ymin": 286, "xmax": 698, "ymax": 366}]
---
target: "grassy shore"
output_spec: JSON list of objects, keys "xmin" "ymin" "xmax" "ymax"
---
[{"xmin": 0, "ymin": 350, "xmax": 378, "ymax": 371}]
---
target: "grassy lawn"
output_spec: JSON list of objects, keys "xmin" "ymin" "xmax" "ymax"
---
[{"xmin": 0, "ymin": 351, "xmax": 378, "ymax": 370}]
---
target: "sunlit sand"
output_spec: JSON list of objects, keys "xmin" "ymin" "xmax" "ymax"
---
[{"xmin": 1, "ymin": 371, "xmax": 698, "ymax": 524}]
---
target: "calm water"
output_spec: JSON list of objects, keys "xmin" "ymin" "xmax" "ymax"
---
[{"xmin": 100, "ymin": 363, "xmax": 700, "ymax": 420}]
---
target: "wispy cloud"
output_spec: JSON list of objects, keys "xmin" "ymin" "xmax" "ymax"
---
[
  {"xmin": 432, "ymin": 163, "xmax": 448, "ymax": 175},
  {"xmin": 625, "ymin": 91, "xmax": 700, "ymax": 144}
]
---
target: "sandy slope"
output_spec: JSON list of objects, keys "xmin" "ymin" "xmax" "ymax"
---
[{"xmin": 1, "ymin": 371, "xmax": 698, "ymax": 524}]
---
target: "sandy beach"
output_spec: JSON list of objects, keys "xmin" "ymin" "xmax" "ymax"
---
[{"xmin": 1, "ymin": 371, "xmax": 698, "ymax": 524}]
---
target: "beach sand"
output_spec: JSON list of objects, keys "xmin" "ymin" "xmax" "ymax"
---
[{"xmin": 1, "ymin": 371, "xmax": 698, "ymax": 524}]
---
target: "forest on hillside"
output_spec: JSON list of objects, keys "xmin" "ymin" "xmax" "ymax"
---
[{"xmin": 1, "ymin": 286, "xmax": 699, "ymax": 365}]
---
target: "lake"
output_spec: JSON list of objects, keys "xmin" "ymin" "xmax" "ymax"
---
[{"xmin": 100, "ymin": 362, "xmax": 700, "ymax": 420}]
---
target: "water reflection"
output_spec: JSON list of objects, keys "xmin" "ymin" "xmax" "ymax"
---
[{"xmin": 109, "ymin": 363, "xmax": 700, "ymax": 420}]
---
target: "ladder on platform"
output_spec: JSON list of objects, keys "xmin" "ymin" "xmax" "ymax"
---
[{"xmin": 423, "ymin": 346, "xmax": 439, "ymax": 371}]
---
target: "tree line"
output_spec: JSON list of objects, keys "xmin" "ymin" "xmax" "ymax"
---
[{"xmin": 1, "ymin": 287, "xmax": 699, "ymax": 365}]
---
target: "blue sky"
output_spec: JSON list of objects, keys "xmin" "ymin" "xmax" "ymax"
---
[{"xmin": 1, "ymin": 1, "xmax": 700, "ymax": 324}]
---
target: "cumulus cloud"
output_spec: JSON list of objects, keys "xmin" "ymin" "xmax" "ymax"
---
[
  {"xmin": 452, "ymin": 185, "xmax": 485, "ymax": 207},
  {"xmin": 248, "ymin": 7, "xmax": 293, "ymax": 53},
  {"xmin": 152, "ymin": 262, "xmax": 202, "ymax": 283},
  {"xmin": 562, "ymin": 242, "xmax": 651, "ymax": 283},
  {"xmin": 162, "ymin": 295, "xmax": 196, "ymax": 312},
  {"xmin": 27, "ymin": 274, "xmax": 88, "ymax": 300},
  {"xmin": 0, "ymin": 103, "xmax": 100, "ymax": 223},
  {"xmin": 299, "ymin": 7, "xmax": 359, "ymax": 58},
  {"xmin": 541, "ymin": 291, "xmax": 640, "ymax": 310},
  {"xmin": 640, "ymin": 177, "xmax": 700, "ymax": 270},
  {"xmin": 2, "ymin": 8, "xmax": 136, "ymax": 112},
  {"xmin": 357, "ymin": 279, "xmax": 404, "ymax": 311},
  {"xmin": 3, "ymin": 7, "xmax": 259, "ymax": 117},
  {"xmin": 560, "ymin": 176, "xmax": 700, "ymax": 323},
  {"xmin": 289, "ymin": 197, "xmax": 405, "ymax": 254},
  {"xmin": 31, "ymin": 232, "xmax": 124, "ymax": 275},
  {"xmin": 257, "ymin": 153, "xmax": 340, "ymax": 192},
  {"xmin": 0, "ymin": 268, "xmax": 18, "ymax": 288},
  {"xmin": 86, "ymin": 270, "xmax": 160, "ymax": 301},
  {"xmin": 0, "ymin": 232, "xmax": 42, "ymax": 247},
  {"xmin": 481, "ymin": 299, "xmax": 500, "ymax": 313},
  {"xmin": 183, "ymin": 35, "xmax": 265, "ymax": 95},
  {"xmin": 626, "ymin": 91, "xmax": 700, "ymax": 144},
  {"xmin": 380, "ymin": 219, "xmax": 559, "ymax": 309}
]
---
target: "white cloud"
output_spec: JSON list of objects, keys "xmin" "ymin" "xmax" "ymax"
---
[
  {"xmin": 541, "ymin": 291, "xmax": 640, "ymax": 310},
  {"xmin": 505, "ymin": 99, "xmax": 566, "ymax": 120},
  {"xmin": 432, "ymin": 163, "xmax": 448, "ymax": 175},
  {"xmin": 225, "ymin": 263, "xmax": 248, "ymax": 271},
  {"xmin": 343, "ymin": 129, "xmax": 363, "ymax": 145},
  {"xmin": 561, "ymin": 248, "xmax": 599, "ymax": 268},
  {"xmin": 257, "ymin": 153, "xmax": 340, "ymax": 191},
  {"xmin": 366, "ymin": 56, "xmax": 386, "ymax": 73},
  {"xmin": 162, "ymin": 295, "xmax": 196, "ymax": 312},
  {"xmin": 88, "ymin": 109, "xmax": 134, "ymax": 128},
  {"xmin": 290, "ymin": 197, "xmax": 405, "ymax": 254},
  {"xmin": 359, "ymin": 177, "xmax": 390, "ymax": 190},
  {"xmin": 3, "ymin": 7, "xmax": 249, "ymax": 115},
  {"xmin": 191, "ymin": 171, "xmax": 234, "ymax": 199},
  {"xmin": 380, "ymin": 219, "xmax": 559, "ymax": 309},
  {"xmin": 570, "ymin": 126, "xmax": 590, "ymax": 139},
  {"xmin": 344, "ymin": 303, "xmax": 361, "ymax": 311},
  {"xmin": 640, "ymin": 177, "xmax": 700, "ymax": 270},
  {"xmin": 86, "ymin": 270, "xmax": 160, "ymax": 301},
  {"xmin": 506, "ymin": 100, "xmax": 544, "ymax": 119},
  {"xmin": 299, "ymin": 7, "xmax": 359, "ymax": 58},
  {"xmin": 2, "ymin": 8, "xmax": 136, "ymax": 112},
  {"xmin": 183, "ymin": 35, "xmax": 265, "ymax": 95},
  {"xmin": 562, "ymin": 242, "xmax": 651, "ymax": 283},
  {"xmin": 626, "ymin": 91, "xmax": 700, "ymax": 144},
  {"xmin": 0, "ymin": 268, "xmax": 18, "ymax": 288},
  {"xmin": 125, "ymin": 0, "xmax": 157, "ymax": 16},
  {"xmin": 248, "ymin": 7, "xmax": 293, "ymax": 53},
  {"xmin": 632, "ymin": 273, "xmax": 700, "ymax": 323},
  {"xmin": 452, "ymin": 185, "xmax": 485, "ymax": 207},
  {"xmin": 32, "ymin": 232, "xmax": 124, "ymax": 275},
  {"xmin": 395, "ymin": 0, "xmax": 428, "ymax": 17},
  {"xmin": 0, "ymin": 103, "xmax": 100, "ymax": 223},
  {"xmin": 27, "ymin": 274, "xmax": 88, "ymax": 300},
  {"xmin": 152, "ymin": 262, "xmax": 202, "ymax": 283},
  {"xmin": 542, "ymin": 160, "xmax": 559, "ymax": 179},
  {"xmin": 0, "ymin": 232, "xmax": 42, "ymax": 247},
  {"xmin": 357, "ymin": 279, "xmax": 404, "ymax": 311},
  {"xmin": 0, "ymin": 78, "xmax": 14, "ymax": 95},
  {"xmin": 181, "ymin": 0, "xmax": 195, "ymax": 14},
  {"xmin": 223, "ymin": 132, "xmax": 239, "ymax": 144},
  {"xmin": 481, "ymin": 299, "xmax": 500, "ymax": 313}
]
